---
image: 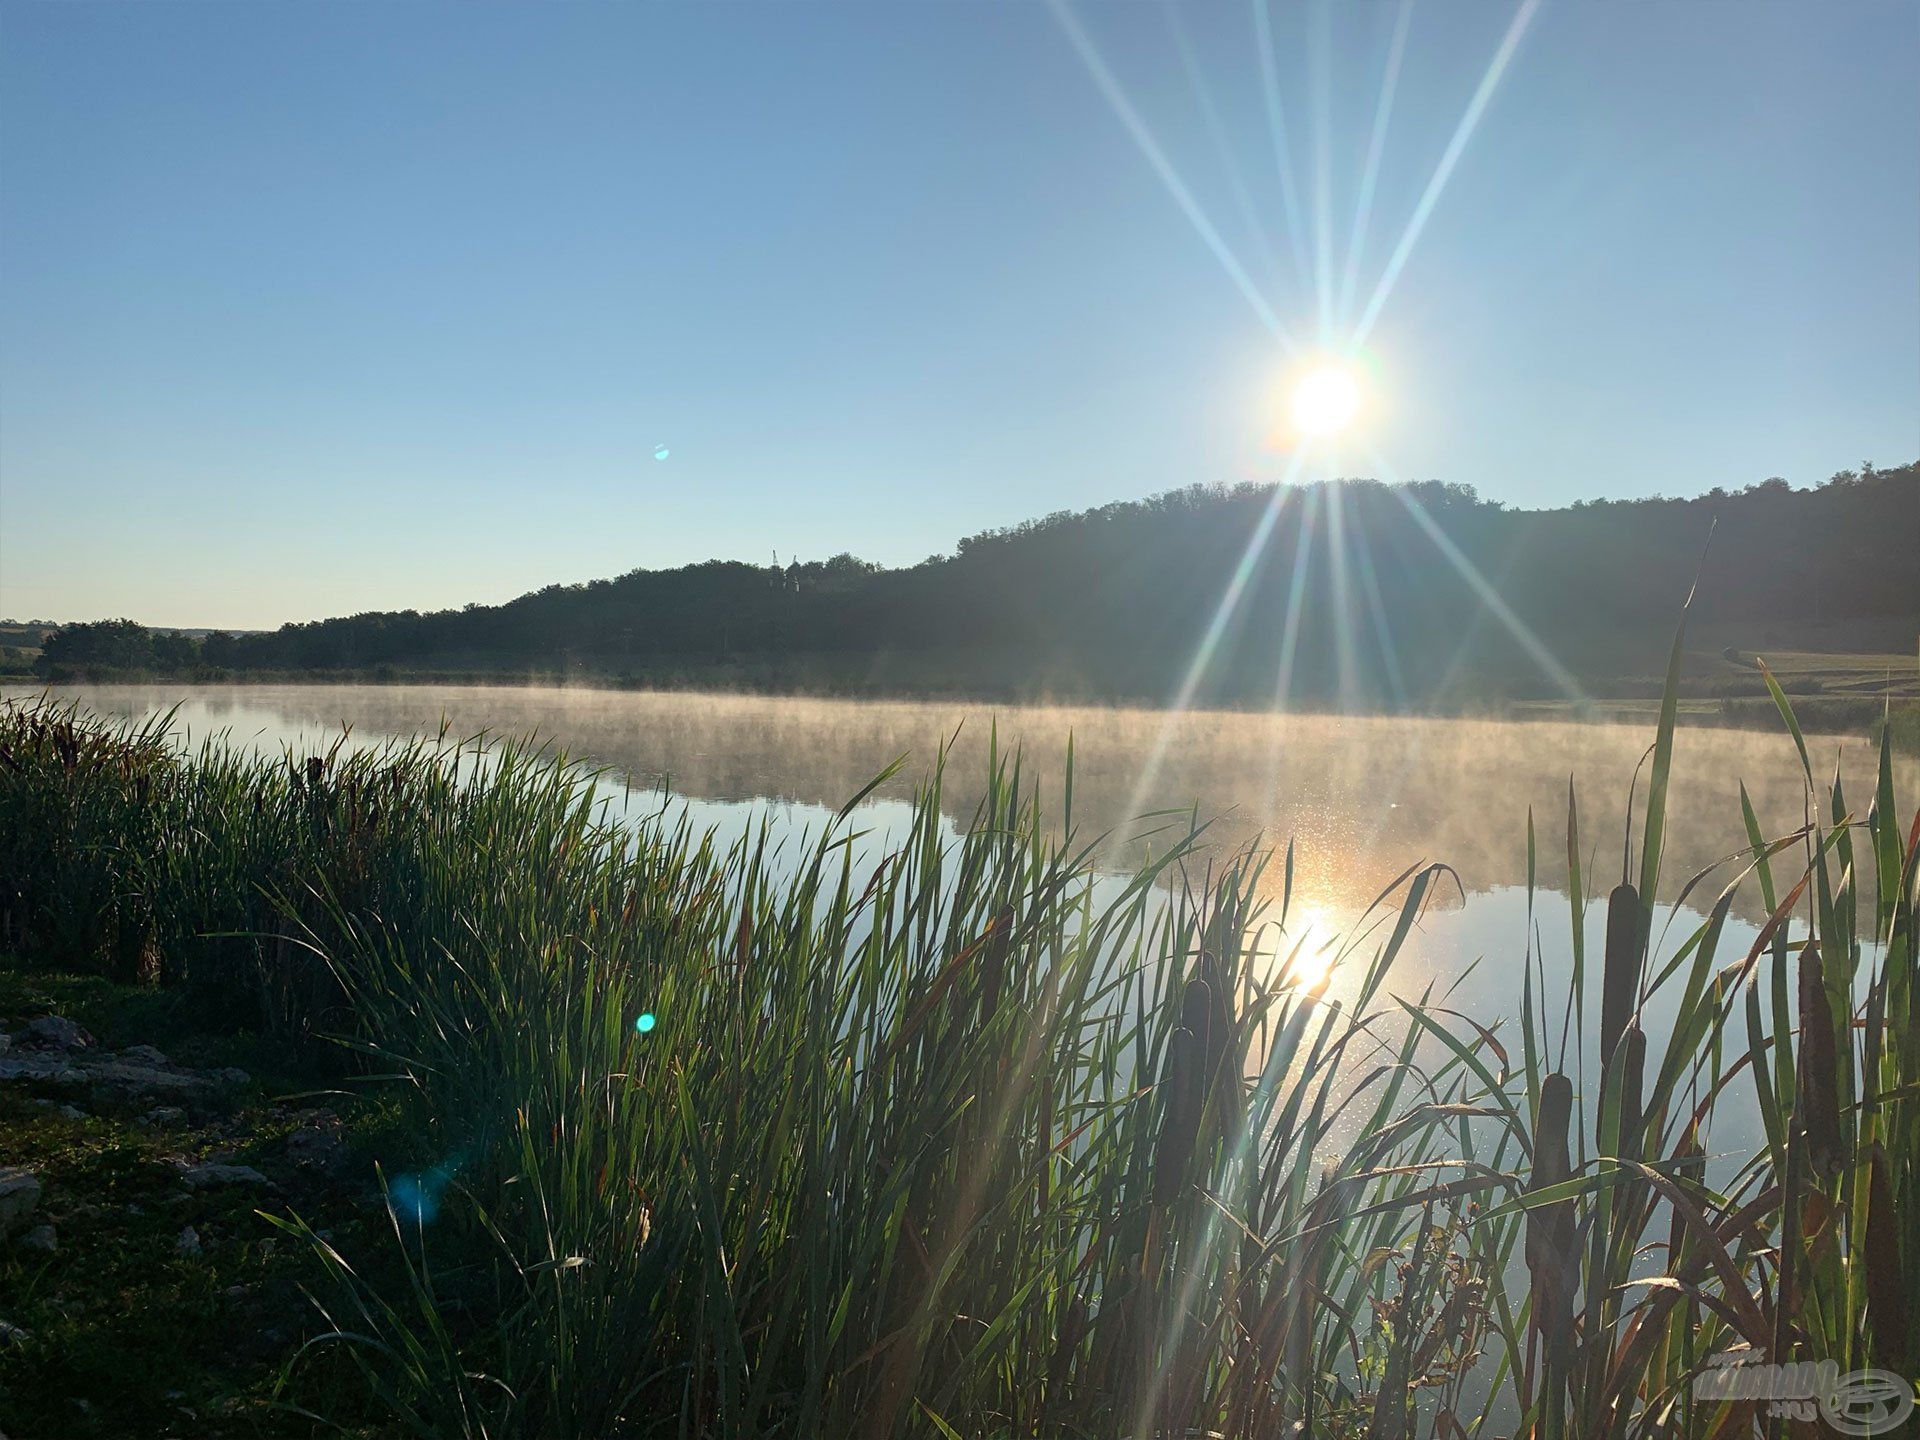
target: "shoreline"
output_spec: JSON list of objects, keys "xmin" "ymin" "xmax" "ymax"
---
[{"xmin": 10, "ymin": 662, "xmax": 1916, "ymax": 746}]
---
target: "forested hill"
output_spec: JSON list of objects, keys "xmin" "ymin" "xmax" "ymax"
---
[{"xmin": 42, "ymin": 462, "xmax": 1920, "ymax": 706}]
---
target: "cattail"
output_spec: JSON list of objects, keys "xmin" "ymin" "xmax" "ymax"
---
[
  {"xmin": 1613, "ymin": 1023, "xmax": 1646, "ymax": 1162},
  {"xmin": 1666, "ymin": 1125, "xmax": 1702, "ymax": 1272},
  {"xmin": 1152, "ymin": 976, "xmax": 1213, "ymax": 1209},
  {"xmin": 1796, "ymin": 943, "xmax": 1843, "ymax": 1176},
  {"xmin": 977, "ymin": 910, "xmax": 1011, "ymax": 1025},
  {"xmin": 1527, "ymin": 1074, "xmax": 1576, "ymax": 1276},
  {"xmin": 1865, "ymin": 1144, "xmax": 1910, "ymax": 1371},
  {"xmin": 1196, "ymin": 947, "xmax": 1238, "ymax": 1106},
  {"xmin": 1527, "ymin": 1073, "xmax": 1578, "ymax": 1397},
  {"xmin": 1601, "ymin": 883, "xmax": 1642, "ymax": 1065},
  {"xmin": 1088, "ymin": 1258, "xmax": 1139, "ymax": 1402},
  {"xmin": 1042, "ymin": 1293, "xmax": 1088, "ymax": 1423}
]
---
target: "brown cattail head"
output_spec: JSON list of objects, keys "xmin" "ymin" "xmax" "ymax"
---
[
  {"xmin": 1528, "ymin": 1082, "xmax": 1574, "ymax": 1305},
  {"xmin": 1199, "ymin": 950, "xmax": 1235, "ymax": 1091},
  {"xmin": 1528, "ymin": 1075, "xmax": 1574, "ymax": 1413},
  {"xmin": 1666, "ymin": 1124, "xmax": 1703, "ymax": 1272},
  {"xmin": 1601, "ymin": 883, "xmax": 1642, "ymax": 1066},
  {"xmin": 1865, "ymin": 1144, "xmax": 1910, "ymax": 1372},
  {"xmin": 1796, "ymin": 942, "xmax": 1844, "ymax": 1177},
  {"xmin": 977, "ymin": 910, "xmax": 1011, "ymax": 1025},
  {"xmin": 1612, "ymin": 1023, "xmax": 1646, "ymax": 1162},
  {"xmin": 1042, "ymin": 1292, "xmax": 1089, "ymax": 1416},
  {"xmin": 1152, "ymin": 976, "xmax": 1213, "ymax": 1209}
]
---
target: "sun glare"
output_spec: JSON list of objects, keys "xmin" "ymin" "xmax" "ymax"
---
[{"xmin": 1289, "ymin": 363, "xmax": 1363, "ymax": 438}]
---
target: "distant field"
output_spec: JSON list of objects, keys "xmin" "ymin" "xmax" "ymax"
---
[
  {"xmin": 1735, "ymin": 647, "xmax": 1920, "ymax": 698},
  {"xmin": 1507, "ymin": 642, "xmax": 1918, "ymax": 750},
  {"xmin": 0, "ymin": 614, "xmax": 51, "ymax": 672},
  {"xmin": 0, "ymin": 624, "xmax": 43, "ymax": 677}
]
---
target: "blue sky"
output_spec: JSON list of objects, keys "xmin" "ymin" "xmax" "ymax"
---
[{"xmin": 2, "ymin": 0, "xmax": 1915, "ymax": 629}]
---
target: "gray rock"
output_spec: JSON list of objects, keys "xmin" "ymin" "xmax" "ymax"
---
[
  {"xmin": 17, "ymin": 1224, "xmax": 56, "ymax": 1255},
  {"xmin": 174, "ymin": 1226, "xmax": 202, "ymax": 1257},
  {"xmin": 56, "ymin": 1104, "xmax": 86, "ymax": 1121},
  {"xmin": 0, "ymin": 1317, "xmax": 30, "ymax": 1345},
  {"xmin": 0, "ymin": 1053, "xmax": 86, "ymax": 1089},
  {"xmin": 285, "ymin": 1115, "xmax": 348, "ymax": 1176},
  {"xmin": 72, "ymin": 1055, "xmax": 223, "ymax": 1114},
  {"xmin": 140, "ymin": 1105, "xmax": 188, "ymax": 1129},
  {"xmin": 2, "ymin": 1034, "xmax": 249, "ymax": 1116},
  {"xmin": 0, "ymin": 1031, "xmax": 11, "ymax": 1054},
  {"xmin": 174, "ymin": 1161, "xmax": 271, "ymax": 1190},
  {"xmin": 0, "ymin": 1169, "xmax": 42, "ymax": 1238},
  {"xmin": 23, "ymin": 1016, "xmax": 89, "ymax": 1050}
]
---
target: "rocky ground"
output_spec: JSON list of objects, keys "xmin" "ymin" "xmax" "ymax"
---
[{"xmin": 0, "ymin": 963, "xmax": 393, "ymax": 1439}]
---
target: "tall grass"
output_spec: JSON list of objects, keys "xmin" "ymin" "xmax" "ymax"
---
[{"xmin": 1, "ymin": 657, "xmax": 1913, "ymax": 1438}]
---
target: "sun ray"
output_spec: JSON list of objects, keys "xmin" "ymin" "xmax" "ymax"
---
[
  {"xmin": 1253, "ymin": 482, "xmax": 1432, "ymax": 942},
  {"xmin": 1367, "ymin": 446, "xmax": 1589, "ymax": 702},
  {"xmin": 1164, "ymin": 1, "xmax": 1287, "ymax": 296},
  {"xmin": 1348, "ymin": 498, "xmax": 1410, "ymax": 708},
  {"xmin": 1167, "ymin": 465, "xmax": 1303, "ymax": 719},
  {"xmin": 1102, "ymin": 450, "xmax": 1312, "ymax": 865},
  {"xmin": 1352, "ymin": 0, "xmax": 1541, "ymax": 346},
  {"xmin": 1250, "ymin": 0, "xmax": 1318, "ymax": 306},
  {"xmin": 1048, "ymin": 0, "xmax": 1301, "ymax": 354},
  {"xmin": 1270, "ymin": 484, "xmax": 1320, "ymax": 715},
  {"xmin": 1325, "ymin": 479, "xmax": 1362, "ymax": 711},
  {"xmin": 1309, "ymin": 0, "xmax": 1336, "ymax": 344},
  {"xmin": 1338, "ymin": 0, "xmax": 1417, "ymax": 330},
  {"xmin": 1254, "ymin": 484, "xmax": 1321, "ymax": 844}
]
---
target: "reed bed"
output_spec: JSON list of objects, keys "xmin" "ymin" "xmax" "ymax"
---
[{"xmin": 0, "ymin": 639, "xmax": 1913, "ymax": 1438}]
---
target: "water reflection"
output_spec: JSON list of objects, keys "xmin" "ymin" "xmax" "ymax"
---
[
  {"xmin": 16, "ymin": 678, "xmax": 1901, "ymax": 1161},
  {"xmin": 22, "ymin": 681, "xmax": 1903, "ymax": 926},
  {"xmin": 12, "ymin": 679, "xmax": 1877, "ymax": 1433}
]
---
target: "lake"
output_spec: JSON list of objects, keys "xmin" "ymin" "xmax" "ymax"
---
[{"xmin": 15, "ymin": 682, "xmax": 1907, "ymax": 1030}]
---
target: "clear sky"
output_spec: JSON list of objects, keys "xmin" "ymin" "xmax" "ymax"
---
[{"xmin": 2, "ymin": 0, "xmax": 1915, "ymax": 629}]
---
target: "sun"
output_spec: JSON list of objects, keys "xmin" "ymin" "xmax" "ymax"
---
[{"xmin": 1288, "ymin": 362, "xmax": 1363, "ymax": 439}]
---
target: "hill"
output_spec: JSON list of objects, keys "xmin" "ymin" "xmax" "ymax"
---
[{"xmin": 36, "ymin": 462, "xmax": 1920, "ymax": 712}]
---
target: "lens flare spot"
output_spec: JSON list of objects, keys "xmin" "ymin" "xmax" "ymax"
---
[
  {"xmin": 389, "ymin": 1165, "xmax": 455, "ymax": 1226},
  {"xmin": 653, "ymin": 445, "xmax": 670, "ymax": 461},
  {"xmin": 634, "ymin": 1012, "xmax": 657, "ymax": 1034}
]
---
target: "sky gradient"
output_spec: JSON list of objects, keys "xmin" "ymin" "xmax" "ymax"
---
[{"xmin": 3, "ymin": 0, "xmax": 1916, "ymax": 629}]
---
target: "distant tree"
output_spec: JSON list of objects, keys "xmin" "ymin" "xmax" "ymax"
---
[
  {"xmin": 151, "ymin": 631, "xmax": 199, "ymax": 669},
  {"xmin": 200, "ymin": 631, "xmax": 237, "ymax": 667},
  {"xmin": 39, "ymin": 619, "xmax": 162, "ymax": 673}
]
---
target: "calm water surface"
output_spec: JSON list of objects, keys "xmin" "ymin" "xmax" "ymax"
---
[
  {"xmin": 14, "ymin": 681, "xmax": 1910, "ymax": 1075},
  {"xmin": 18, "ymin": 681, "xmax": 1895, "ymax": 1424}
]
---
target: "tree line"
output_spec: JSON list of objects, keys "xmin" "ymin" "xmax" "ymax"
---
[{"xmin": 36, "ymin": 462, "xmax": 1918, "ymax": 706}]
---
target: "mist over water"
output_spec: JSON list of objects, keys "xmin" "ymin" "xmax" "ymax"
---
[
  {"xmin": 15, "ymin": 681, "xmax": 1907, "ymax": 1063},
  {"xmin": 28, "ymin": 683, "xmax": 1900, "ymax": 889},
  {"xmin": 19, "ymin": 675, "xmax": 1911, "ymax": 1201}
]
